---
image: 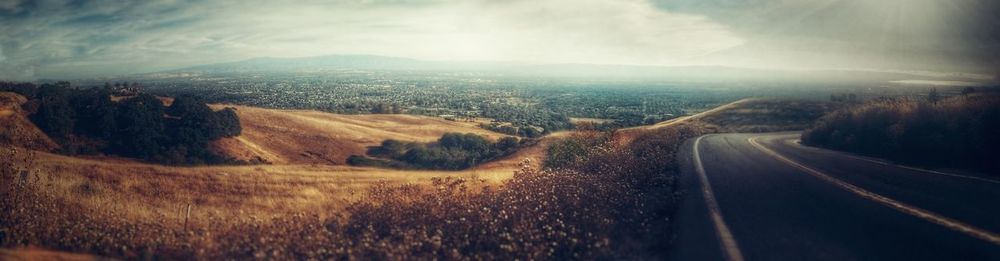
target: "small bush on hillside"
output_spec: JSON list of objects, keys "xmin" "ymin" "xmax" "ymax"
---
[
  {"xmin": 543, "ymin": 131, "xmax": 609, "ymax": 169},
  {"xmin": 802, "ymin": 94, "xmax": 1000, "ymax": 174}
]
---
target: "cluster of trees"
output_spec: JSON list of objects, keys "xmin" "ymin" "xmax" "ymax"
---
[
  {"xmin": 4, "ymin": 81, "xmax": 241, "ymax": 165},
  {"xmin": 349, "ymin": 133, "xmax": 524, "ymax": 170},
  {"xmin": 368, "ymin": 102, "xmax": 403, "ymax": 114},
  {"xmin": 802, "ymin": 92, "xmax": 1000, "ymax": 174}
]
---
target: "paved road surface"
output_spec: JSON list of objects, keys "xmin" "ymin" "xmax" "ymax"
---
[{"xmin": 668, "ymin": 132, "xmax": 1000, "ymax": 261}]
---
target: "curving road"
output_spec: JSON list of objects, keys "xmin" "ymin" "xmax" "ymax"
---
[{"xmin": 668, "ymin": 132, "xmax": 1000, "ymax": 261}]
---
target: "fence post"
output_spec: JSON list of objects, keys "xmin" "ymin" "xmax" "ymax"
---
[{"xmin": 184, "ymin": 204, "xmax": 192, "ymax": 231}]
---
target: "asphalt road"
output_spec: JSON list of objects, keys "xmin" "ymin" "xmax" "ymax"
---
[{"xmin": 668, "ymin": 132, "xmax": 1000, "ymax": 261}]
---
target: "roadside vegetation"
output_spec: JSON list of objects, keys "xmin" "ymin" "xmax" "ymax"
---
[
  {"xmin": 1, "ymin": 81, "xmax": 241, "ymax": 165},
  {"xmin": 802, "ymin": 91, "xmax": 1000, "ymax": 174}
]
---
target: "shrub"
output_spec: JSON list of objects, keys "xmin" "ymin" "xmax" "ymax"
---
[{"xmin": 802, "ymin": 94, "xmax": 1000, "ymax": 174}]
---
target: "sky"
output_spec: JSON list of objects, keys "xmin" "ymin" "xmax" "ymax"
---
[{"xmin": 1, "ymin": 0, "xmax": 998, "ymax": 80}]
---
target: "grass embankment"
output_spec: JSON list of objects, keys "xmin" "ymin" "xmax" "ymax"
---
[
  {"xmin": 2, "ymin": 124, "xmax": 702, "ymax": 259},
  {"xmin": 802, "ymin": 93, "xmax": 1000, "ymax": 174}
]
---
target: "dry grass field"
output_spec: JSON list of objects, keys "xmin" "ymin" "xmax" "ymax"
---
[
  {"xmin": 0, "ymin": 92, "xmax": 740, "ymax": 259},
  {"xmin": 0, "ymin": 92, "xmax": 529, "ymax": 221},
  {"xmin": 2, "ymin": 126, "xmax": 695, "ymax": 260},
  {"xmin": 1, "ymin": 92, "xmax": 543, "ymax": 259},
  {"xmin": 208, "ymin": 104, "xmax": 509, "ymax": 165}
]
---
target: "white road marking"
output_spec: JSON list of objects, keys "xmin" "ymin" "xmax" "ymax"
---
[
  {"xmin": 787, "ymin": 138, "xmax": 1000, "ymax": 185},
  {"xmin": 750, "ymin": 136, "xmax": 1000, "ymax": 246},
  {"xmin": 693, "ymin": 135, "xmax": 746, "ymax": 261}
]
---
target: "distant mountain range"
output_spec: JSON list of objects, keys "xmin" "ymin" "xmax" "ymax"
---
[
  {"xmin": 157, "ymin": 54, "xmax": 994, "ymax": 85},
  {"xmin": 168, "ymin": 55, "xmax": 436, "ymax": 73}
]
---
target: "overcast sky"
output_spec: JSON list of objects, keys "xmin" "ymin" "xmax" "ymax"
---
[{"xmin": 1, "ymin": 0, "xmax": 998, "ymax": 80}]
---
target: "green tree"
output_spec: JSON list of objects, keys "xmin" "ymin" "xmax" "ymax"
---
[
  {"xmin": 73, "ymin": 87, "xmax": 117, "ymax": 140},
  {"xmin": 32, "ymin": 83, "xmax": 75, "ymax": 141},
  {"xmin": 113, "ymin": 94, "xmax": 165, "ymax": 159},
  {"xmin": 495, "ymin": 136, "xmax": 519, "ymax": 152},
  {"xmin": 213, "ymin": 108, "xmax": 242, "ymax": 138}
]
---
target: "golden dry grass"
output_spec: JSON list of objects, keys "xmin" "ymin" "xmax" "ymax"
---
[
  {"xmin": 208, "ymin": 104, "xmax": 509, "ymax": 165},
  {"xmin": 3, "ymin": 123, "xmax": 696, "ymax": 259},
  {"xmin": 0, "ymin": 92, "xmax": 59, "ymax": 152},
  {"xmin": 1, "ymin": 96, "xmax": 532, "ymax": 235},
  {"xmin": 0, "ymin": 96, "xmax": 747, "ymax": 232},
  {"xmin": 1, "ymin": 92, "xmax": 742, "ymax": 259},
  {"xmin": 23, "ymin": 149, "xmax": 516, "ymax": 225},
  {"xmin": 2, "ymin": 91, "xmax": 542, "ymax": 259}
]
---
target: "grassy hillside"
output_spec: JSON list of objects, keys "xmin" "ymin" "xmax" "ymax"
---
[
  {"xmin": 0, "ymin": 98, "xmax": 718, "ymax": 260},
  {"xmin": 209, "ymin": 104, "xmax": 508, "ymax": 165},
  {"xmin": 0, "ymin": 98, "xmax": 528, "ymax": 227},
  {"xmin": 0, "ymin": 97, "xmax": 741, "ymax": 259},
  {"xmin": 2, "ymin": 121, "xmax": 698, "ymax": 260},
  {"xmin": 802, "ymin": 93, "xmax": 1000, "ymax": 174},
  {"xmin": 0, "ymin": 92, "xmax": 59, "ymax": 151}
]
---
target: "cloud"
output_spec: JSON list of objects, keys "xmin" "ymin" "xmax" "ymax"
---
[
  {"xmin": 3, "ymin": 0, "xmax": 996, "ymax": 80},
  {"xmin": 0, "ymin": 0, "xmax": 745, "ymax": 80},
  {"xmin": 654, "ymin": 0, "xmax": 1000, "ymax": 73}
]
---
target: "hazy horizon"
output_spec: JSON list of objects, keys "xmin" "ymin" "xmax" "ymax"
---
[{"xmin": 2, "ymin": 0, "xmax": 999, "ymax": 81}]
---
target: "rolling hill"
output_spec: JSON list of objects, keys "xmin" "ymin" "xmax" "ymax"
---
[
  {"xmin": 0, "ymin": 92, "xmax": 542, "ymax": 261},
  {"xmin": 208, "ymin": 104, "xmax": 509, "ymax": 165},
  {"xmin": 1, "ymin": 91, "xmax": 536, "ymax": 231},
  {"xmin": 0, "ymin": 92, "xmax": 59, "ymax": 151}
]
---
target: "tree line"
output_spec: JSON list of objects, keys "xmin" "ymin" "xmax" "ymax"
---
[{"xmin": 2, "ymin": 81, "xmax": 242, "ymax": 165}]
